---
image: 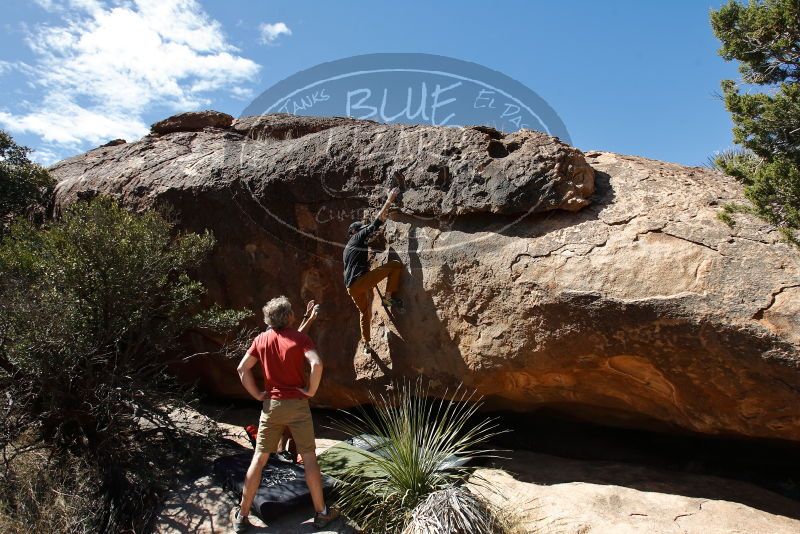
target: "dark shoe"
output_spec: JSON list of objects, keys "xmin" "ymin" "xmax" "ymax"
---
[
  {"xmin": 314, "ymin": 506, "xmax": 341, "ymax": 528},
  {"xmin": 276, "ymin": 449, "xmax": 294, "ymax": 463},
  {"xmin": 382, "ymin": 296, "xmax": 403, "ymax": 311},
  {"xmin": 383, "ymin": 297, "xmax": 403, "ymax": 310},
  {"xmin": 231, "ymin": 507, "xmax": 252, "ymax": 533}
]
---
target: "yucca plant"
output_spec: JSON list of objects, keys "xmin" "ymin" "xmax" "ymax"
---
[{"xmin": 330, "ymin": 380, "xmax": 504, "ymax": 533}]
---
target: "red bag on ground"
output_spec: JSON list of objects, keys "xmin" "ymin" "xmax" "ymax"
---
[{"xmin": 244, "ymin": 424, "xmax": 258, "ymax": 448}]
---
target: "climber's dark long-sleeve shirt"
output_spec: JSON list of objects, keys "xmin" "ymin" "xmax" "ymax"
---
[{"xmin": 342, "ymin": 219, "xmax": 382, "ymax": 288}]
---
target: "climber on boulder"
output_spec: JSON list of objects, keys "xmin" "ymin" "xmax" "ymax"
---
[{"xmin": 344, "ymin": 187, "xmax": 403, "ymax": 354}]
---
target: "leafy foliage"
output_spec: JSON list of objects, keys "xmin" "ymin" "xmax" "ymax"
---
[
  {"xmin": 719, "ymin": 79, "xmax": 800, "ymax": 162},
  {"xmin": 0, "ymin": 197, "xmax": 246, "ymax": 532},
  {"xmin": 0, "ymin": 130, "xmax": 54, "ymax": 235},
  {"xmin": 331, "ymin": 380, "xmax": 504, "ymax": 533},
  {"xmin": 710, "ymin": 0, "xmax": 800, "ymax": 242},
  {"xmin": 711, "ymin": 0, "xmax": 800, "ymax": 85}
]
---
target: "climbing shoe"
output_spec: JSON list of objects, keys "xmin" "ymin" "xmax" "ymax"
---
[
  {"xmin": 231, "ymin": 507, "xmax": 252, "ymax": 533},
  {"xmin": 313, "ymin": 506, "xmax": 341, "ymax": 528},
  {"xmin": 382, "ymin": 296, "xmax": 404, "ymax": 311}
]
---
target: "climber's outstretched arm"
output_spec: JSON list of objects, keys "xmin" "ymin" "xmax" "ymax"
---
[{"xmin": 377, "ymin": 187, "xmax": 400, "ymax": 222}]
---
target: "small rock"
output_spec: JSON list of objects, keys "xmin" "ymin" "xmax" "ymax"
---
[
  {"xmin": 151, "ymin": 110, "xmax": 234, "ymax": 135},
  {"xmin": 99, "ymin": 139, "xmax": 126, "ymax": 148}
]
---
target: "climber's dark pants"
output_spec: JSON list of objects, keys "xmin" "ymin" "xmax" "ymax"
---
[{"xmin": 347, "ymin": 260, "xmax": 403, "ymax": 344}]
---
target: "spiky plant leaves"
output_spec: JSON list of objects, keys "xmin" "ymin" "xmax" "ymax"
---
[{"xmin": 331, "ymin": 380, "xmax": 505, "ymax": 533}]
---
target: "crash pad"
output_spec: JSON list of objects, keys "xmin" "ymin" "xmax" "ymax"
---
[
  {"xmin": 349, "ymin": 433, "xmax": 470, "ymax": 470},
  {"xmin": 212, "ymin": 453, "xmax": 335, "ymax": 521},
  {"xmin": 317, "ymin": 442, "xmax": 387, "ymax": 480},
  {"xmin": 317, "ymin": 434, "xmax": 469, "ymax": 480}
]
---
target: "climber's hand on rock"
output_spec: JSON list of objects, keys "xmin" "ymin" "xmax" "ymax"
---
[{"xmin": 388, "ymin": 187, "xmax": 400, "ymax": 201}]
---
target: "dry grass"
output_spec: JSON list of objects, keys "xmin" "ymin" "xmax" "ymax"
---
[
  {"xmin": 0, "ymin": 403, "xmax": 224, "ymax": 533},
  {"xmin": 0, "ymin": 446, "xmax": 102, "ymax": 534},
  {"xmin": 403, "ymin": 486, "xmax": 529, "ymax": 534}
]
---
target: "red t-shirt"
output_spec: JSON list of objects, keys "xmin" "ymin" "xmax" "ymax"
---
[{"xmin": 247, "ymin": 328, "xmax": 315, "ymax": 399}]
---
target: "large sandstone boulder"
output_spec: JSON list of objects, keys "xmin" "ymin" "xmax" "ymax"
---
[{"xmin": 50, "ymin": 113, "xmax": 800, "ymax": 442}]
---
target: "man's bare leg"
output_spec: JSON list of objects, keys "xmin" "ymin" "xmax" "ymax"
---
[
  {"xmin": 301, "ymin": 451, "xmax": 325, "ymax": 513},
  {"xmin": 240, "ymin": 451, "xmax": 270, "ymax": 516}
]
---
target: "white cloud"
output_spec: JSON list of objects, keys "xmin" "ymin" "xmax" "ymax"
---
[
  {"xmin": 0, "ymin": 61, "xmax": 36, "ymax": 78},
  {"xmin": 32, "ymin": 0, "xmax": 104, "ymax": 15},
  {"xmin": 31, "ymin": 0, "xmax": 59, "ymax": 11},
  {"xmin": 1, "ymin": 0, "xmax": 261, "ymax": 161},
  {"xmin": 0, "ymin": 94, "xmax": 149, "ymax": 147},
  {"xmin": 259, "ymin": 22, "xmax": 291, "ymax": 44},
  {"xmin": 230, "ymin": 86, "xmax": 255, "ymax": 100},
  {"xmin": 28, "ymin": 146, "xmax": 66, "ymax": 167}
]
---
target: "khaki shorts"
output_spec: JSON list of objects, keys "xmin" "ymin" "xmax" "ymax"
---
[{"xmin": 255, "ymin": 398, "xmax": 316, "ymax": 454}]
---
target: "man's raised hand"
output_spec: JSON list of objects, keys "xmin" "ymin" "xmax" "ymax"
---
[
  {"xmin": 305, "ymin": 299, "xmax": 319, "ymax": 321},
  {"xmin": 388, "ymin": 187, "xmax": 400, "ymax": 201}
]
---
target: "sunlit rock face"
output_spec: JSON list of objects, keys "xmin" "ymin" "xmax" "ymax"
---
[{"xmin": 51, "ymin": 112, "xmax": 800, "ymax": 442}]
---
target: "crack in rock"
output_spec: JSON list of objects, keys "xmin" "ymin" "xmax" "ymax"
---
[
  {"xmin": 600, "ymin": 214, "xmax": 640, "ymax": 226},
  {"xmin": 752, "ymin": 284, "xmax": 800, "ymax": 320},
  {"xmin": 633, "ymin": 228, "xmax": 724, "ymax": 255},
  {"xmin": 509, "ymin": 239, "xmax": 609, "ymax": 276},
  {"xmin": 673, "ymin": 500, "xmax": 709, "ymax": 524}
]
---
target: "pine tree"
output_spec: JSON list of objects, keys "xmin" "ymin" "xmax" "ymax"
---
[{"xmin": 710, "ymin": 0, "xmax": 800, "ymax": 243}]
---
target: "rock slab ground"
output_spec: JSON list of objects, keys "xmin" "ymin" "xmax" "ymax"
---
[
  {"xmin": 153, "ymin": 409, "xmax": 800, "ymax": 534},
  {"xmin": 471, "ymin": 451, "xmax": 800, "ymax": 534}
]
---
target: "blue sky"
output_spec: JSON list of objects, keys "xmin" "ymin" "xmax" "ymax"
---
[{"xmin": 0, "ymin": 0, "xmax": 740, "ymax": 166}]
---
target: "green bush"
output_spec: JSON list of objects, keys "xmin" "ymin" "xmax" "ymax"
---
[
  {"xmin": 0, "ymin": 130, "xmax": 54, "ymax": 235},
  {"xmin": 0, "ymin": 197, "xmax": 246, "ymax": 532}
]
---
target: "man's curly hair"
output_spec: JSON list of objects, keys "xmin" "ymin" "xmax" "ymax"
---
[{"xmin": 262, "ymin": 296, "xmax": 293, "ymax": 329}]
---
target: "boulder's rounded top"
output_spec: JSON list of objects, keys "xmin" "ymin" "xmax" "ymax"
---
[
  {"xmin": 98, "ymin": 138, "xmax": 127, "ymax": 148},
  {"xmin": 232, "ymin": 113, "xmax": 364, "ymax": 140},
  {"xmin": 150, "ymin": 110, "xmax": 234, "ymax": 135}
]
